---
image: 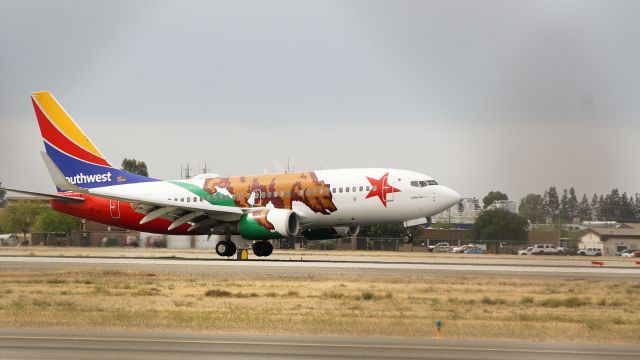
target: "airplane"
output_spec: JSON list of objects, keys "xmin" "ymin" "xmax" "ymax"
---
[{"xmin": 3, "ymin": 91, "xmax": 461, "ymax": 257}]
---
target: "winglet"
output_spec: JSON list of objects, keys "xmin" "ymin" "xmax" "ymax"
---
[{"xmin": 40, "ymin": 151, "xmax": 88, "ymax": 193}]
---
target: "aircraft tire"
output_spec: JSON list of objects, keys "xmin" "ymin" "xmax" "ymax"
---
[
  {"xmin": 262, "ymin": 241, "xmax": 273, "ymax": 257},
  {"xmin": 401, "ymin": 234, "xmax": 413, "ymax": 244},
  {"xmin": 216, "ymin": 240, "xmax": 236, "ymax": 257},
  {"xmin": 252, "ymin": 241, "xmax": 265, "ymax": 257}
]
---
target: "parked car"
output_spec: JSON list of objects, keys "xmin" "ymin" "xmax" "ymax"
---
[
  {"xmin": 432, "ymin": 243, "xmax": 450, "ymax": 253},
  {"xmin": 616, "ymin": 249, "xmax": 636, "ymax": 257},
  {"xmin": 559, "ymin": 247, "xmax": 577, "ymax": 256},
  {"xmin": 517, "ymin": 247, "xmax": 533, "ymax": 255},
  {"xmin": 577, "ymin": 248, "xmax": 602, "ymax": 256},
  {"xmin": 464, "ymin": 247, "xmax": 485, "ymax": 254},
  {"xmin": 451, "ymin": 245, "xmax": 474, "ymax": 253},
  {"xmin": 532, "ymin": 244, "xmax": 565, "ymax": 255},
  {"xmin": 621, "ymin": 250, "xmax": 640, "ymax": 258},
  {"xmin": 0, "ymin": 234, "xmax": 18, "ymax": 247}
]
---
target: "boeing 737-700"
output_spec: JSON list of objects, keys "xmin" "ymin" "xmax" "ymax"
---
[{"xmin": 3, "ymin": 92, "xmax": 461, "ymax": 257}]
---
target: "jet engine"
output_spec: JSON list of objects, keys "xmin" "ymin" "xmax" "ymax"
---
[
  {"xmin": 301, "ymin": 225, "xmax": 360, "ymax": 240},
  {"xmin": 236, "ymin": 209, "xmax": 300, "ymax": 240}
]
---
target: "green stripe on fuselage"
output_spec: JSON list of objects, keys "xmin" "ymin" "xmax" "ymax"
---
[{"xmin": 170, "ymin": 181, "xmax": 237, "ymax": 207}]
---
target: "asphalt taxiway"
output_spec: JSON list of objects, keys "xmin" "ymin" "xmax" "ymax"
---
[{"xmin": 1, "ymin": 329, "xmax": 638, "ymax": 360}]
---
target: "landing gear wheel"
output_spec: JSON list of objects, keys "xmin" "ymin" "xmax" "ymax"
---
[
  {"xmin": 252, "ymin": 241, "xmax": 273, "ymax": 257},
  {"xmin": 401, "ymin": 233, "xmax": 414, "ymax": 244},
  {"xmin": 216, "ymin": 240, "xmax": 236, "ymax": 257}
]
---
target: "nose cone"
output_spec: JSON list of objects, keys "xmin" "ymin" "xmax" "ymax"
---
[{"xmin": 440, "ymin": 186, "xmax": 462, "ymax": 209}]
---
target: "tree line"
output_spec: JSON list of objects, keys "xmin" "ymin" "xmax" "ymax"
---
[{"xmin": 519, "ymin": 187, "xmax": 640, "ymax": 224}]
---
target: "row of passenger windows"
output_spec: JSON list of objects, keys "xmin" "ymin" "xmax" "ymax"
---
[
  {"xmin": 410, "ymin": 180, "xmax": 438, "ymax": 188},
  {"xmin": 166, "ymin": 185, "xmax": 380, "ymax": 203}
]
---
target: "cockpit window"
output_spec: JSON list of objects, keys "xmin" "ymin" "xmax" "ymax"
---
[{"xmin": 411, "ymin": 179, "xmax": 439, "ymax": 187}]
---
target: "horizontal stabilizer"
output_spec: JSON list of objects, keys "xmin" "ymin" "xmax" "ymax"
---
[{"xmin": 2, "ymin": 188, "xmax": 84, "ymax": 202}]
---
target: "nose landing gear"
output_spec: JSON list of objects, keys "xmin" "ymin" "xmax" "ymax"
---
[{"xmin": 401, "ymin": 233, "xmax": 414, "ymax": 244}]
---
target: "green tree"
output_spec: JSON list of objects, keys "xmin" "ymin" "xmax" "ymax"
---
[
  {"xmin": 577, "ymin": 194, "xmax": 591, "ymax": 221},
  {"xmin": 35, "ymin": 209, "xmax": 81, "ymax": 241},
  {"xmin": 545, "ymin": 187, "xmax": 560, "ymax": 221},
  {"xmin": 567, "ymin": 188, "xmax": 578, "ymax": 221},
  {"xmin": 590, "ymin": 194, "xmax": 599, "ymax": 220},
  {"xmin": 482, "ymin": 191, "xmax": 508, "ymax": 209},
  {"xmin": 518, "ymin": 193, "xmax": 544, "ymax": 224},
  {"xmin": 469, "ymin": 209, "xmax": 528, "ymax": 252},
  {"xmin": 0, "ymin": 181, "xmax": 6, "ymax": 207},
  {"xmin": 0, "ymin": 201, "xmax": 46, "ymax": 244},
  {"xmin": 121, "ymin": 158, "xmax": 149, "ymax": 176}
]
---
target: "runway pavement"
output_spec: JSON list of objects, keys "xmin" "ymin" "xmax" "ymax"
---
[
  {"xmin": 0, "ymin": 255, "xmax": 639, "ymax": 279},
  {"xmin": 0, "ymin": 329, "xmax": 638, "ymax": 360}
]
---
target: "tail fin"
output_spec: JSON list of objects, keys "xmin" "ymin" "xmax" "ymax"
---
[{"xmin": 31, "ymin": 91, "xmax": 156, "ymax": 189}]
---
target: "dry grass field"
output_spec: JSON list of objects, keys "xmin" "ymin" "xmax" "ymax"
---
[{"xmin": 0, "ymin": 269, "xmax": 638, "ymax": 343}]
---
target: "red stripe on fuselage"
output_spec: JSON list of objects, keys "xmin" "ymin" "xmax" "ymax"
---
[
  {"xmin": 32, "ymin": 98, "xmax": 112, "ymax": 167},
  {"xmin": 50, "ymin": 194, "xmax": 203, "ymax": 235}
]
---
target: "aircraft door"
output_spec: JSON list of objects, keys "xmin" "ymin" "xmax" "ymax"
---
[
  {"xmin": 386, "ymin": 173, "xmax": 395, "ymax": 203},
  {"xmin": 109, "ymin": 200, "xmax": 121, "ymax": 219},
  {"xmin": 250, "ymin": 189, "xmax": 262, "ymax": 207}
]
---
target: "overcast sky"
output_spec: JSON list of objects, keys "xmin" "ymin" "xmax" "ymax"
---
[{"xmin": 1, "ymin": 0, "xmax": 638, "ymax": 202}]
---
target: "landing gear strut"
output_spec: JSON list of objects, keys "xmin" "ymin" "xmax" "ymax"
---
[
  {"xmin": 252, "ymin": 240, "xmax": 273, "ymax": 257},
  {"xmin": 401, "ymin": 233, "xmax": 414, "ymax": 244}
]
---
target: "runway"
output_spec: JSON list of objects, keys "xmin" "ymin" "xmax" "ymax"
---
[
  {"xmin": 0, "ymin": 255, "xmax": 638, "ymax": 279},
  {"xmin": 0, "ymin": 329, "xmax": 638, "ymax": 360}
]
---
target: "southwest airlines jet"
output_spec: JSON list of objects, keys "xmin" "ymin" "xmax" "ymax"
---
[{"xmin": 5, "ymin": 92, "xmax": 461, "ymax": 257}]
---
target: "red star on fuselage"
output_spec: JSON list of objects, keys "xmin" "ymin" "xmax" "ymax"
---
[{"xmin": 366, "ymin": 172, "xmax": 400, "ymax": 207}]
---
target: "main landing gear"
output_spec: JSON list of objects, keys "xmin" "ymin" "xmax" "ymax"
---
[
  {"xmin": 215, "ymin": 239, "xmax": 237, "ymax": 257},
  {"xmin": 252, "ymin": 240, "xmax": 273, "ymax": 257}
]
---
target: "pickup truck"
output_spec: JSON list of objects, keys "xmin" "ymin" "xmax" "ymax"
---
[
  {"xmin": 577, "ymin": 248, "xmax": 603, "ymax": 256},
  {"xmin": 531, "ymin": 244, "xmax": 565, "ymax": 255}
]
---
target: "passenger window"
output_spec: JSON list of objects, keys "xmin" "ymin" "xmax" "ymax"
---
[
  {"xmin": 267, "ymin": 192, "xmax": 272, "ymax": 198},
  {"xmin": 359, "ymin": 186, "xmax": 363, "ymax": 192},
  {"xmin": 180, "ymin": 197, "xmax": 184, "ymax": 202},
  {"xmin": 346, "ymin": 187, "xmax": 350, "ymax": 193},
  {"xmin": 174, "ymin": 198, "xmax": 178, "ymax": 201},
  {"xmin": 261, "ymin": 192, "xmax": 265, "ymax": 199},
  {"xmin": 352, "ymin": 186, "xmax": 356, "ymax": 192},
  {"xmin": 339, "ymin": 187, "xmax": 343, "ymax": 193},
  {"xmin": 332, "ymin": 188, "xmax": 336, "ymax": 193},
  {"xmin": 187, "ymin": 197, "xmax": 191, "ymax": 203},
  {"xmin": 193, "ymin": 197, "xmax": 197, "ymax": 202},
  {"xmin": 366, "ymin": 186, "xmax": 370, "ymax": 191},
  {"xmin": 281, "ymin": 191, "xmax": 285, "ymax": 197}
]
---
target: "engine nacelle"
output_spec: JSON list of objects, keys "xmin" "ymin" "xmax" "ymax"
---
[
  {"xmin": 302, "ymin": 225, "xmax": 360, "ymax": 240},
  {"xmin": 237, "ymin": 209, "xmax": 300, "ymax": 240}
]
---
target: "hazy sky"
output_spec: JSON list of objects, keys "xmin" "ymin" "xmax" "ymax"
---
[{"xmin": 1, "ymin": 0, "xmax": 639, "ymax": 202}]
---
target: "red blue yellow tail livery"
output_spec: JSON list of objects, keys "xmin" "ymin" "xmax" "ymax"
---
[{"xmin": 31, "ymin": 91, "xmax": 157, "ymax": 189}]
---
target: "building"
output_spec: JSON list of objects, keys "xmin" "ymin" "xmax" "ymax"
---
[
  {"xmin": 578, "ymin": 223, "xmax": 640, "ymax": 256},
  {"xmin": 488, "ymin": 200, "xmax": 517, "ymax": 213},
  {"xmin": 431, "ymin": 197, "xmax": 481, "ymax": 229}
]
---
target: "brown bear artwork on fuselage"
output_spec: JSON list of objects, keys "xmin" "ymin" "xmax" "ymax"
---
[{"xmin": 202, "ymin": 171, "xmax": 337, "ymax": 215}]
